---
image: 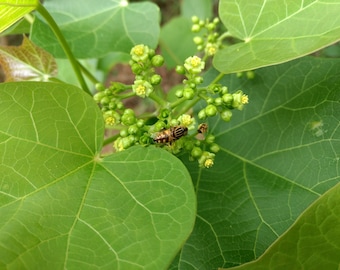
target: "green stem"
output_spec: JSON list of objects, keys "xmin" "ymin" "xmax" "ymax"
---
[
  {"xmin": 103, "ymin": 133, "xmax": 120, "ymax": 146},
  {"xmin": 149, "ymin": 92, "xmax": 167, "ymax": 107},
  {"xmin": 211, "ymin": 73, "xmax": 225, "ymax": 85},
  {"xmin": 173, "ymin": 96, "xmax": 201, "ymax": 117},
  {"xmin": 36, "ymin": 3, "xmax": 91, "ymax": 95}
]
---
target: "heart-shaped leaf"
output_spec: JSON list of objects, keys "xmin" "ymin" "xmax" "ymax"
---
[
  {"xmin": 31, "ymin": 0, "xmax": 160, "ymax": 58},
  {"xmin": 173, "ymin": 56, "xmax": 340, "ymax": 269},
  {"xmin": 0, "ymin": 82, "xmax": 196, "ymax": 269},
  {"xmin": 0, "ymin": 36, "xmax": 57, "ymax": 81},
  {"xmin": 214, "ymin": 0, "xmax": 340, "ymax": 73}
]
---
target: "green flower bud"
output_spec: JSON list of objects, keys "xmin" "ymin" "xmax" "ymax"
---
[
  {"xmin": 150, "ymin": 74, "xmax": 162, "ymax": 85},
  {"xmin": 198, "ymin": 109, "xmax": 207, "ymax": 120},
  {"xmin": 222, "ymin": 93, "xmax": 233, "ymax": 106},
  {"xmin": 128, "ymin": 124, "xmax": 139, "ymax": 135},
  {"xmin": 93, "ymin": 92, "xmax": 105, "ymax": 102},
  {"xmin": 121, "ymin": 110, "xmax": 136, "ymax": 126},
  {"xmin": 183, "ymin": 88, "xmax": 195, "ymax": 100},
  {"xmin": 175, "ymin": 89, "xmax": 183, "ymax": 98},
  {"xmin": 170, "ymin": 119, "xmax": 179, "ymax": 126},
  {"xmin": 207, "ymin": 22, "xmax": 215, "ymax": 31},
  {"xmin": 210, "ymin": 143, "xmax": 220, "ymax": 153},
  {"xmin": 136, "ymin": 119, "xmax": 145, "ymax": 128},
  {"xmin": 214, "ymin": 97, "xmax": 223, "ymax": 106},
  {"xmin": 193, "ymin": 36, "xmax": 204, "ymax": 45},
  {"xmin": 154, "ymin": 121, "xmax": 166, "ymax": 131},
  {"xmin": 191, "ymin": 147, "xmax": 203, "ymax": 158},
  {"xmin": 191, "ymin": 16, "xmax": 199, "ymax": 24},
  {"xmin": 95, "ymin": 83, "xmax": 105, "ymax": 91},
  {"xmin": 120, "ymin": 129, "xmax": 128, "ymax": 137},
  {"xmin": 151, "ymin": 55, "xmax": 164, "ymax": 67},
  {"xmin": 221, "ymin": 109, "xmax": 232, "ymax": 122},
  {"xmin": 221, "ymin": 86, "xmax": 228, "ymax": 94},
  {"xmin": 131, "ymin": 63, "xmax": 143, "ymax": 74},
  {"xmin": 205, "ymin": 134, "xmax": 215, "ymax": 144},
  {"xmin": 116, "ymin": 101, "xmax": 124, "ymax": 110},
  {"xmin": 191, "ymin": 24, "xmax": 201, "ymax": 32},
  {"xmin": 100, "ymin": 96, "xmax": 110, "ymax": 105},
  {"xmin": 194, "ymin": 76, "xmax": 203, "ymax": 85},
  {"xmin": 213, "ymin": 18, "xmax": 220, "ymax": 24},
  {"xmin": 205, "ymin": 104, "xmax": 217, "ymax": 116},
  {"xmin": 246, "ymin": 70, "xmax": 255, "ymax": 79},
  {"xmin": 159, "ymin": 108, "xmax": 170, "ymax": 119},
  {"xmin": 175, "ymin": 65, "xmax": 185, "ymax": 75}
]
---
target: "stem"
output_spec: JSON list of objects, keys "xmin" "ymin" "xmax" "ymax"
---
[
  {"xmin": 211, "ymin": 73, "xmax": 225, "ymax": 85},
  {"xmin": 103, "ymin": 133, "xmax": 120, "ymax": 146},
  {"xmin": 173, "ymin": 96, "xmax": 201, "ymax": 118},
  {"xmin": 149, "ymin": 92, "xmax": 167, "ymax": 107},
  {"xmin": 36, "ymin": 3, "xmax": 91, "ymax": 95}
]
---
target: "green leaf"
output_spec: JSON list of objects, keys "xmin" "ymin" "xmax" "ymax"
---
[
  {"xmin": 214, "ymin": 0, "xmax": 340, "ymax": 73},
  {"xmin": 223, "ymin": 182, "xmax": 340, "ymax": 270},
  {"xmin": 180, "ymin": 0, "xmax": 213, "ymax": 20},
  {"xmin": 0, "ymin": 82, "xmax": 196, "ymax": 269},
  {"xmin": 0, "ymin": 36, "xmax": 57, "ymax": 81},
  {"xmin": 174, "ymin": 57, "xmax": 340, "ymax": 269},
  {"xmin": 31, "ymin": 0, "xmax": 160, "ymax": 58},
  {"xmin": 160, "ymin": 16, "xmax": 197, "ymax": 68},
  {"xmin": 0, "ymin": 0, "xmax": 38, "ymax": 33}
]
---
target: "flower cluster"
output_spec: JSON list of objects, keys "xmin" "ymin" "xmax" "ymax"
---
[
  {"xmin": 93, "ymin": 41, "xmax": 249, "ymax": 168},
  {"xmin": 198, "ymin": 87, "xmax": 249, "ymax": 122},
  {"xmin": 129, "ymin": 44, "xmax": 164, "ymax": 98},
  {"xmin": 191, "ymin": 16, "xmax": 222, "ymax": 57}
]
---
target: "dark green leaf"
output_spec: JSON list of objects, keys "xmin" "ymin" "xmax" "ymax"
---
[{"xmin": 175, "ymin": 57, "xmax": 340, "ymax": 269}]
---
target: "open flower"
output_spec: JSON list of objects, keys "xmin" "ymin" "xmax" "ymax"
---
[
  {"xmin": 177, "ymin": 114, "xmax": 196, "ymax": 130},
  {"xmin": 184, "ymin": 56, "xmax": 205, "ymax": 74},
  {"xmin": 130, "ymin": 44, "xmax": 150, "ymax": 62},
  {"xmin": 132, "ymin": 79, "xmax": 153, "ymax": 98}
]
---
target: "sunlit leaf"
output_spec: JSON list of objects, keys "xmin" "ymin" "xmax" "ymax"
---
[
  {"xmin": 0, "ymin": 0, "xmax": 38, "ymax": 33},
  {"xmin": 0, "ymin": 82, "xmax": 196, "ymax": 269},
  {"xmin": 0, "ymin": 36, "xmax": 57, "ymax": 81}
]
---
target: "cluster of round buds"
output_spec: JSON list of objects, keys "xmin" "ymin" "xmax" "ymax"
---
[
  {"xmin": 175, "ymin": 55, "xmax": 205, "ymax": 100},
  {"xmin": 113, "ymin": 109, "xmax": 147, "ymax": 151},
  {"xmin": 180, "ymin": 124, "xmax": 220, "ymax": 168},
  {"xmin": 198, "ymin": 85, "xmax": 249, "ymax": 122},
  {"xmin": 130, "ymin": 44, "xmax": 164, "ymax": 98},
  {"xmin": 191, "ymin": 16, "xmax": 222, "ymax": 57},
  {"xmin": 93, "ymin": 82, "xmax": 126, "ymax": 127}
]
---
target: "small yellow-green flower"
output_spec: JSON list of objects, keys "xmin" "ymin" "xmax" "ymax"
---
[
  {"xmin": 130, "ymin": 44, "xmax": 149, "ymax": 62},
  {"xmin": 205, "ymin": 43, "xmax": 218, "ymax": 56},
  {"xmin": 132, "ymin": 79, "xmax": 153, "ymax": 98},
  {"xmin": 178, "ymin": 114, "xmax": 196, "ymax": 130},
  {"xmin": 184, "ymin": 56, "xmax": 205, "ymax": 74},
  {"xmin": 232, "ymin": 90, "xmax": 248, "ymax": 110},
  {"xmin": 204, "ymin": 158, "xmax": 214, "ymax": 168}
]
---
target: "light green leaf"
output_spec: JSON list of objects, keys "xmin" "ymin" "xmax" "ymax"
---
[
  {"xmin": 214, "ymin": 0, "xmax": 340, "ymax": 73},
  {"xmin": 0, "ymin": 0, "xmax": 38, "ymax": 33},
  {"xmin": 0, "ymin": 82, "xmax": 196, "ymax": 269},
  {"xmin": 31, "ymin": 0, "xmax": 160, "ymax": 58},
  {"xmin": 173, "ymin": 57, "xmax": 340, "ymax": 269},
  {"xmin": 224, "ymin": 182, "xmax": 340, "ymax": 270},
  {"xmin": 160, "ymin": 16, "xmax": 197, "ymax": 68},
  {"xmin": 180, "ymin": 0, "xmax": 212, "ymax": 20}
]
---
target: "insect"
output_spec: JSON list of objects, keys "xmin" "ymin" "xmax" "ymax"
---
[
  {"xmin": 153, "ymin": 126, "xmax": 188, "ymax": 144},
  {"xmin": 197, "ymin": 123, "xmax": 208, "ymax": 134}
]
